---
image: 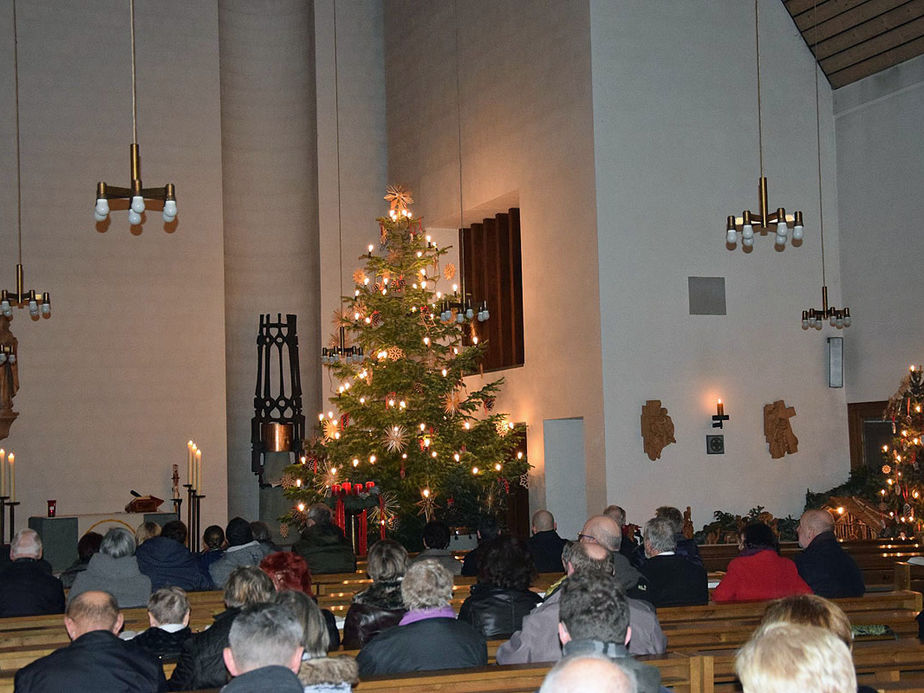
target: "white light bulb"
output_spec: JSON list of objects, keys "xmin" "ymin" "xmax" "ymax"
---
[
  {"xmin": 776, "ymin": 221, "xmax": 788, "ymax": 237},
  {"xmin": 456, "ymin": 314, "xmax": 464, "ymax": 324},
  {"xmin": 726, "ymin": 229, "xmax": 737, "ymax": 245},
  {"xmin": 130, "ymin": 196, "xmax": 146, "ymax": 214},
  {"xmin": 836, "ymin": 317, "xmax": 844, "ymax": 328},
  {"xmin": 163, "ymin": 199, "xmax": 177, "ymax": 222},
  {"xmin": 128, "ymin": 209, "xmax": 142, "ymax": 225},
  {"xmin": 41, "ymin": 303, "xmax": 50, "ymax": 317},
  {"xmin": 0, "ymin": 353, "xmax": 6, "ymax": 364},
  {"xmin": 843, "ymin": 315, "xmax": 851, "ymax": 327},
  {"xmin": 95, "ymin": 198, "xmax": 110, "ymax": 216},
  {"xmin": 814, "ymin": 320, "xmax": 822, "ymax": 330},
  {"xmin": 7, "ymin": 354, "xmax": 14, "ymax": 364},
  {"xmin": 465, "ymin": 308, "xmax": 474, "ymax": 319},
  {"xmin": 28, "ymin": 300, "xmax": 38, "ymax": 317},
  {"xmin": 802, "ymin": 319, "xmax": 809, "ymax": 330},
  {"xmin": 742, "ymin": 236, "xmax": 754, "ymax": 248},
  {"xmin": 775, "ymin": 233, "xmax": 787, "ymax": 247},
  {"xmin": 792, "ymin": 224, "xmax": 803, "ymax": 241},
  {"xmin": 742, "ymin": 223, "xmax": 753, "ymax": 238},
  {"xmin": 94, "ymin": 211, "xmax": 108, "ymax": 222}
]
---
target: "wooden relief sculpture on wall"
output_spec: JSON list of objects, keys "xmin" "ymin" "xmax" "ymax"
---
[
  {"xmin": 0, "ymin": 316, "xmax": 19, "ymax": 441},
  {"xmin": 764, "ymin": 399, "xmax": 798, "ymax": 459},
  {"xmin": 641, "ymin": 399, "xmax": 675, "ymax": 461}
]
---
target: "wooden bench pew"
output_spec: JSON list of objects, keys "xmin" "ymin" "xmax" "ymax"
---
[{"xmin": 353, "ymin": 653, "xmax": 715, "ymax": 693}]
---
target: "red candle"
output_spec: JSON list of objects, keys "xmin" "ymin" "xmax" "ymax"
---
[
  {"xmin": 343, "ymin": 481, "xmax": 352, "ymax": 493},
  {"xmin": 366, "ymin": 481, "xmax": 375, "ymax": 490},
  {"xmin": 332, "ymin": 484, "xmax": 341, "ymax": 495}
]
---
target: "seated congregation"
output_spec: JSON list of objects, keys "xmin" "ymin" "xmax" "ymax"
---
[{"xmin": 0, "ymin": 499, "xmax": 895, "ymax": 692}]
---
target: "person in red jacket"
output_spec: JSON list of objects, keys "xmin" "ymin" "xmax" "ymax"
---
[{"xmin": 713, "ymin": 522, "xmax": 811, "ymax": 603}]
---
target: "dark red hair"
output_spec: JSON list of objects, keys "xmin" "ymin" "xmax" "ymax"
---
[{"xmin": 259, "ymin": 551, "xmax": 314, "ymax": 596}]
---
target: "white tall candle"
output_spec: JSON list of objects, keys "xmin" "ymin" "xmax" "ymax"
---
[
  {"xmin": 195, "ymin": 449, "xmax": 202, "ymax": 492},
  {"xmin": 187, "ymin": 441, "xmax": 194, "ymax": 486},
  {"xmin": 9, "ymin": 452, "xmax": 14, "ymax": 502},
  {"xmin": 0, "ymin": 449, "xmax": 5, "ymax": 497}
]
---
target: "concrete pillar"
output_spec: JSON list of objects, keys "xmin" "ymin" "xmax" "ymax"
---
[{"xmin": 219, "ymin": 0, "xmax": 321, "ymax": 522}]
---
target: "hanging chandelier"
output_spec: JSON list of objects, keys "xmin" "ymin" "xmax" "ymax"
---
[
  {"xmin": 1, "ymin": 0, "xmax": 50, "ymax": 320},
  {"xmin": 93, "ymin": 0, "xmax": 176, "ymax": 226},
  {"xmin": 801, "ymin": 0, "xmax": 850, "ymax": 331},
  {"xmin": 725, "ymin": 0, "xmax": 804, "ymax": 251}
]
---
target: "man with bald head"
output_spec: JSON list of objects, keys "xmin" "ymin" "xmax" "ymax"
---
[
  {"xmin": 15, "ymin": 590, "xmax": 166, "ymax": 691},
  {"xmin": 527, "ymin": 510, "xmax": 567, "ymax": 573},
  {"xmin": 578, "ymin": 515, "xmax": 646, "ymax": 598},
  {"xmin": 794, "ymin": 509, "xmax": 864, "ymax": 598},
  {"xmin": 540, "ymin": 654, "xmax": 637, "ymax": 693},
  {"xmin": 496, "ymin": 540, "xmax": 666, "ymax": 664}
]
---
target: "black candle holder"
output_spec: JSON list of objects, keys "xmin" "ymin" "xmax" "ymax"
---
[
  {"xmin": 184, "ymin": 485, "xmax": 204, "ymax": 553},
  {"xmin": 0, "ymin": 497, "xmax": 20, "ymax": 542},
  {"xmin": 712, "ymin": 413, "xmax": 730, "ymax": 429}
]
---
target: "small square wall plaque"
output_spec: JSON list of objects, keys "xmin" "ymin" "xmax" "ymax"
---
[{"xmin": 706, "ymin": 435, "xmax": 725, "ymax": 455}]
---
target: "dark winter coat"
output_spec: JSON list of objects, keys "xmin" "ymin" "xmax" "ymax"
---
[
  {"xmin": 561, "ymin": 639, "xmax": 661, "ymax": 693},
  {"xmin": 527, "ymin": 530, "xmax": 567, "ymax": 574},
  {"xmin": 136, "ymin": 537, "xmax": 212, "ymax": 592},
  {"xmin": 131, "ymin": 626, "xmax": 193, "ymax": 662},
  {"xmin": 342, "ymin": 579, "xmax": 406, "ymax": 650},
  {"xmin": 639, "ymin": 553, "xmax": 709, "ymax": 607},
  {"xmin": 356, "ymin": 616, "xmax": 486, "ymax": 676},
  {"xmin": 293, "ymin": 524, "xmax": 356, "ymax": 575},
  {"xmin": 221, "ymin": 665, "xmax": 303, "ymax": 693},
  {"xmin": 458, "ymin": 583, "xmax": 543, "ymax": 639},
  {"xmin": 0, "ymin": 558, "xmax": 65, "ymax": 617},
  {"xmin": 14, "ymin": 630, "xmax": 166, "ymax": 693},
  {"xmin": 167, "ymin": 607, "xmax": 239, "ymax": 691},
  {"xmin": 794, "ymin": 531, "xmax": 865, "ymax": 598}
]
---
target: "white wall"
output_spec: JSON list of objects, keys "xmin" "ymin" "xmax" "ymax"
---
[
  {"xmin": 835, "ymin": 54, "xmax": 924, "ymax": 403},
  {"xmin": 590, "ymin": 0, "xmax": 850, "ymax": 528},
  {"xmin": 0, "ymin": 1, "xmax": 227, "ymax": 530},
  {"xmin": 384, "ymin": 0, "xmax": 608, "ymax": 520}
]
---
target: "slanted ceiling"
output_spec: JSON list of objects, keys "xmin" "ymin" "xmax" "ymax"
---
[{"xmin": 784, "ymin": 0, "xmax": 924, "ymax": 88}]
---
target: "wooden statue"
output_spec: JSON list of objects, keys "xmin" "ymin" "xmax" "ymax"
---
[
  {"xmin": 764, "ymin": 399, "xmax": 798, "ymax": 459},
  {"xmin": 682, "ymin": 506, "xmax": 695, "ymax": 539},
  {"xmin": 0, "ymin": 316, "xmax": 19, "ymax": 441},
  {"xmin": 641, "ymin": 400, "xmax": 675, "ymax": 461}
]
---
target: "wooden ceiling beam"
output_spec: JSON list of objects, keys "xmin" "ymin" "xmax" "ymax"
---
[
  {"xmin": 800, "ymin": 0, "xmax": 913, "ymax": 43},
  {"xmin": 812, "ymin": 1, "xmax": 924, "ymax": 60},
  {"xmin": 820, "ymin": 15, "xmax": 924, "ymax": 71},
  {"xmin": 828, "ymin": 33, "xmax": 924, "ymax": 85},
  {"xmin": 788, "ymin": 0, "xmax": 867, "ymax": 27}
]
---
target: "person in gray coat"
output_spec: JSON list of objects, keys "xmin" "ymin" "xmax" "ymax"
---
[
  {"xmin": 209, "ymin": 518, "xmax": 273, "ymax": 588},
  {"xmin": 68, "ymin": 527, "xmax": 151, "ymax": 608},
  {"xmin": 496, "ymin": 541, "xmax": 666, "ymax": 664}
]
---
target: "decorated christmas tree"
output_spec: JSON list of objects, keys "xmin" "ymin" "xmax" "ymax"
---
[
  {"xmin": 282, "ymin": 187, "xmax": 529, "ymax": 548},
  {"xmin": 879, "ymin": 364, "xmax": 924, "ymax": 538}
]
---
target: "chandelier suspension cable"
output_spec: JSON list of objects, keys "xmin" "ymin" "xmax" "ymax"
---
[
  {"xmin": 453, "ymin": 0, "xmax": 465, "ymax": 299},
  {"xmin": 130, "ymin": 0, "xmax": 138, "ymax": 145},
  {"xmin": 333, "ymin": 1, "xmax": 343, "ymax": 297},
  {"xmin": 754, "ymin": 0, "xmax": 764, "ymax": 181},
  {"xmin": 12, "ymin": 0, "xmax": 22, "ymax": 266},
  {"xmin": 813, "ymin": 0, "xmax": 826, "ymax": 288}
]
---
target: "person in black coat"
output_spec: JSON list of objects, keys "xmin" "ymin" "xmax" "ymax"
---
[
  {"xmin": 136, "ymin": 521, "xmax": 212, "ymax": 592},
  {"xmin": 357, "ymin": 559, "xmax": 486, "ymax": 676},
  {"xmin": 638, "ymin": 517, "xmax": 708, "ymax": 608},
  {"xmin": 461, "ymin": 516, "xmax": 500, "ymax": 577},
  {"xmin": 130, "ymin": 587, "xmax": 192, "ymax": 662},
  {"xmin": 459, "ymin": 535, "xmax": 542, "ymax": 639},
  {"xmin": 343, "ymin": 539, "xmax": 408, "ymax": 650},
  {"xmin": 15, "ymin": 590, "xmax": 166, "ymax": 692},
  {"xmin": 527, "ymin": 510, "xmax": 567, "ymax": 574},
  {"xmin": 794, "ymin": 509, "xmax": 865, "ymax": 598},
  {"xmin": 168, "ymin": 566, "xmax": 275, "ymax": 691},
  {"xmin": 0, "ymin": 529, "xmax": 65, "ymax": 617},
  {"xmin": 293, "ymin": 504, "xmax": 357, "ymax": 575}
]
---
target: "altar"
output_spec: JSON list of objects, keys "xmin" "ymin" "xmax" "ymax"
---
[{"xmin": 29, "ymin": 511, "xmax": 177, "ymax": 572}]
